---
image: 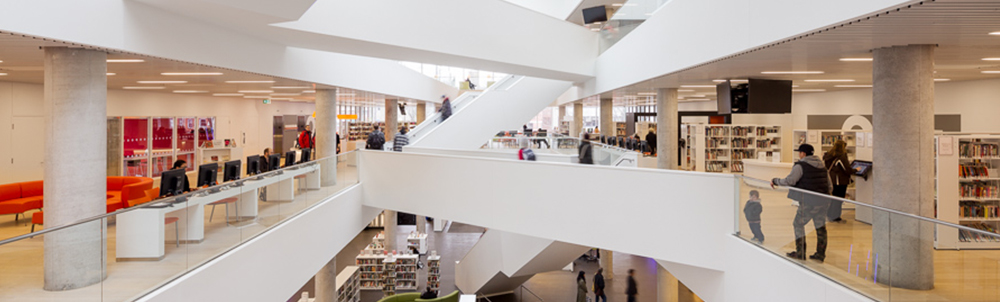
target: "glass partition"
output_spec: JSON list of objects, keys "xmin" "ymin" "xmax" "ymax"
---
[{"xmin": 0, "ymin": 151, "xmax": 359, "ymax": 301}]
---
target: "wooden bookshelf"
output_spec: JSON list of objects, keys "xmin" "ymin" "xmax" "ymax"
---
[{"xmin": 692, "ymin": 124, "xmax": 783, "ymax": 173}]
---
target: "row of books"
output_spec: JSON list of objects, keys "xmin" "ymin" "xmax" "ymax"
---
[
  {"xmin": 732, "ymin": 150, "xmax": 755, "ymax": 160},
  {"xmin": 822, "ymin": 135, "xmax": 844, "ymax": 145},
  {"xmin": 960, "ymin": 183, "xmax": 999, "ymax": 198},
  {"xmin": 707, "ymin": 138, "xmax": 729, "ymax": 148},
  {"xmin": 732, "ymin": 126, "xmax": 753, "ymax": 137},
  {"xmin": 959, "ymin": 141, "xmax": 1000, "ymax": 158},
  {"xmin": 731, "ymin": 138, "xmax": 754, "ymax": 148},
  {"xmin": 959, "ymin": 223, "xmax": 1000, "ymax": 242},
  {"xmin": 706, "ymin": 127, "xmax": 729, "ymax": 136},
  {"xmin": 960, "ymin": 164, "xmax": 991, "ymax": 178},
  {"xmin": 706, "ymin": 150, "xmax": 728, "ymax": 160},
  {"xmin": 731, "ymin": 162, "xmax": 744, "ymax": 173},
  {"xmin": 706, "ymin": 162, "xmax": 728, "ymax": 172},
  {"xmin": 960, "ymin": 203, "xmax": 1000, "ymax": 219},
  {"xmin": 757, "ymin": 138, "xmax": 778, "ymax": 149}
]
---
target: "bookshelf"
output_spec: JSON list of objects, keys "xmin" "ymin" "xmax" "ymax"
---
[
  {"xmin": 406, "ymin": 232, "xmax": 428, "ymax": 254},
  {"xmin": 936, "ymin": 135, "xmax": 1000, "ymax": 249},
  {"xmin": 382, "ymin": 256, "xmax": 397, "ymax": 296},
  {"xmin": 394, "ymin": 254, "xmax": 419, "ymax": 291},
  {"xmin": 615, "ymin": 122, "xmax": 627, "ymax": 137},
  {"xmin": 427, "ymin": 251, "xmax": 441, "ymax": 294},
  {"xmin": 356, "ymin": 252, "xmax": 386, "ymax": 290},
  {"xmin": 692, "ymin": 124, "xmax": 783, "ymax": 173},
  {"xmin": 337, "ymin": 266, "xmax": 361, "ymax": 302}
]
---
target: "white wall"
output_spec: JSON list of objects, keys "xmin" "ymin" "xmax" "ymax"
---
[
  {"xmin": 404, "ymin": 146, "xmax": 578, "ymax": 164},
  {"xmin": 0, "ymin": 80, "xmax": 315, "ymax": 183},
  {"xmin": 139, "ymin": 185, "xmax": 382, "ymax": 302}
]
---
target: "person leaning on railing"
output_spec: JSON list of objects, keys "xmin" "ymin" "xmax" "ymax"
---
[{"xmin": 771, "ymin": 143, "xmax": 833, "ymax": 262}]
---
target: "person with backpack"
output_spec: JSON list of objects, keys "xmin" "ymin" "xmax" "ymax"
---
[
  {"xmin": 366, "ymin": 126, "xmax": 385, "ymax": 150},
  {"xmin": 578, "ymin": 133, "xmax": 594, "ymax": 164},
  {"xmin": 439, "ymin": 95, "xmax": 453, "ymax": 121},
  {"xmin": 518, "ymin": 139, "xmax": 536, "ymax": 161}
]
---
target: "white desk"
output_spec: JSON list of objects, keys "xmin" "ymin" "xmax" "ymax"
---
[
  {"xmin": 116, "ymin": 164, "xmax": 319, "ymax": 261},
  {"xmin": 742, "ymin": 159, "xmax": 792, "ymax": 181}
]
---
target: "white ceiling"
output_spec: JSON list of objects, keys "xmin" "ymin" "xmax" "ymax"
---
[{"xmin": 606, "ymin": 0, "xmax": 1000, "ymax": 105}]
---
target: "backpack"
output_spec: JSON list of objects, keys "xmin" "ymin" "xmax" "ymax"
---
[
  {"xmin": 368, "ymin": 132, "xmax": 385, "ymax": 149},
  {"xmin": 521, "ymin": 148, "xmax": 536, "ymax": 161}
]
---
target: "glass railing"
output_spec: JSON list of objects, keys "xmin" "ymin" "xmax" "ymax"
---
[
  {"xmin": 0, "ymin": 151, "xmax": 359, "ymax": 301},
  {"xmin": 483, "ymin": 135, "xmax": 638, "ymax": 167},
  {"xmin": 736, "ymin": 175, "xmax": 1000, "ymax": 301}
]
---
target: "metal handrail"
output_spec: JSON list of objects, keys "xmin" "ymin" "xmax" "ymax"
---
[
  {"xmin": 738, "ymin": 174, "xmax": 1000, "ymax": 238},
  {"xmin": 519, "ymin": 285, "xmax": 544, "ymax": 302},
  {"xmin": 477, "ymin": 293, "xmax": 494, "ymax": 302},
  {"xmin": 0, "ymin": 150, "xmax": 356, "ymax": 246}
]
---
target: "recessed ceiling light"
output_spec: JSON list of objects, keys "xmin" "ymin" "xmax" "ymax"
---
[
  {"xmin": 226, "ymin": 80, "xmax": 276, "ymax": 83},
  {"xmin": 270, "ymin": 98, "xmax": 294, "ymax": 101},
  {"xmin": 213, "ymin": 93, "xmax": 244, "ymax": 96},
  {"xmin": 243, "ymin": 95, "xmax": 271, "ymax": 99},
  {"xmin": 303, "ymin": 90, "xmax": 316, "ymax": 93},
  {"xmin": 161, "ymin": 72, "xmax": 223, "ymax": 76},
  {"xmin": 804, "ymin": 79, "xmax": 855, "ymax": 83},
  {"xmin": 981, "ymin": 58, "xmax": 1000, "ymax": 61},
  {"xmin": 834, "ymin": 85, "xmax": 872, "ymax": 88},
  {"xmin": 685, "ymin": 98, "xmax": 710, "ymax": 101},
  {"xmin": 686, "ymin": 94, "xmax": 706, "ymax": 98},
  {"xmin": 107, "ymin": 59, "xmax": 145, "ymax": 63},
  {"xmin": 761, "ymin": 71, "xmax": 824, "ymax": 75},
  {"xmin": 982, "ymin": 71, "xmax": 1000, "ymax": 74},
  {"xmin": 839, "ymin": 58, "xmax": 873, "ymax": 62},
  {"xmin": 792, "ymin": 89, "xmax": 826, "ymax": 92},
  {"xmin": 792, "ymin": 85, "xmax": 799, "ymax": 88},
  {"xmin": 137, "ymin": 80, "xmax": 187, "ymax": 84},
  {"xmin": 239, "ymin": 90, "xmax": 273, "ymax": 93},
  {"xmin": 123, "ymin": 86, "xmax": 165, "ymax": 90},
  {"xmin": 934, "ymin": 78, "xmax": 951, "ymax": 82},
  {"xmin": 0, "ymin": 73, "xmax": 7, "ymax": 76},
  {"xmin": 173, "ymin": 90, "xmax": 209, "ymax": 93},
  {"xmin": 989, "ymin": 31, "xmax": 1000, "ymax": 36},
  {"xmin": 678, "ymin": 89, "xmax": 695, "ymax": 92},
  {"xmin": 637, "ymin": 92, "xmax": 657, "ymax": 96},
  {"xmin": 611, "ymin": 3, "xmax": 624, "ymax": 6},
  {"xmin": 106, "ymin": 73, "xmax": 116, "ymax": 76},
  {"xmin": 271, "ymin": 93, "xmax": 301, "ymax": 96},
  {"xmin": 338, "ymin": 93, "xmax": 356, "ymax": 96},
  {"xmin": 680, "ymin": 85, "xmax": 716, "ymax": 88},
  {"xmin": 271, "ymin": 86, "xmax": 311, "ymax": 89}
]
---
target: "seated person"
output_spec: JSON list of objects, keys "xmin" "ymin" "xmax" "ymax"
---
[
  {"xmin": 420, "ymin": 287, "xmax": 438, "ymax": 299},
  {"xmin": 172, "ymin": 160, "xmax": 193, "ymax": 192}
]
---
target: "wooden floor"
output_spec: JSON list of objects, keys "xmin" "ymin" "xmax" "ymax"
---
[
  {"xmin": 0, "ymin": 163, "xmax": 357, "ymax": 302},
  {"xmin": 738, "ymin": 181, "xmax": 1000, "ymax": 302}
]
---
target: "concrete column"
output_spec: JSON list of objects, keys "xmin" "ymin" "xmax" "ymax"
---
[
  {"xmin": 416, "ymin": 102, "xmax": 427, "ymax": 123},
  {"xmin": 384, "ymin": 210, "xmax": 398, "ymax": 252},
  {"xmin": 572, "ymin": 103, "xmax": 583, "ymax": 138},
  {"xmin": 657, "ymin": 88, "xmax": 679, "ymax": 169},
  {"xmin": 385, "ymin": 99, "xmax": 398, "ymax": 143},
  {"xmin": 558, "ymin": 105, "xmax": 566, "ymax": 133},
  {"xmin": 316, "ymin": 89, "xmax": 337, "ymax": 187},
  {"xmin": 600, "ymin": 98, "xmax": 613, "ymax": 137},
  {"xmin": 314, "ymin": 256, "xmax": 337, "ymax": 302},
  {"xmin": 43, "ymin": 47, "xmax": 107, "ymax": 291},
  {"xmin": 872, "ymin": 44, "xmax": 935, "ymax": 290},
  {"xmin": 600, "ymin": 250, "xmax": 613, "ymax": 280}
]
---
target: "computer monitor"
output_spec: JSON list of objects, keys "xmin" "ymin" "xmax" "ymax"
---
[
  {"xmin": 582, "ymin": 5, "xmax": 608, "ymax": 24},
  {"xmin": 246, "ymin": 155, "xmax": 261, "ymax": 175},
  {"xmin": 300, "ymin": 148, "xmax": 311, "ymax": 163},
  {"xmin": 159, "ymin": 168, "xmax": 188, "ymax": 197},
  {"xmin": 223, "ymin": 160, "xmax": 241, "ymax": 182},
  {"xmin": 284, "ymin": 150, "xmax": 297, "ymax": 168},
  {"xmin": 851, "ymin": 160, "xmax": 873, "ymax": 180},
  {"xmin": 268, "ymin": 154, "xmax": 281, "ymax": 171},
  {"xmin": 197, "ymin": 163, "xmax": 218, "ymax": 187}
]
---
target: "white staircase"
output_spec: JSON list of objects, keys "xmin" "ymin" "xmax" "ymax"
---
[{"xmin": 455, "ymin": 229, "xmax": 589, "ymax": 296}]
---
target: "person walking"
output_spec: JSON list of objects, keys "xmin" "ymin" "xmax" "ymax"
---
[
  {"xmin": 772, "ymin": 144, "xmax": 833, "ymax": 262},
  {"xmin": 298, "ymin": 124, "xmax": 314, "ymax": 150},
  {"xmin": 439, "ymin": 95, "xmax": 453, "ymax": 121},
  {"xmin": 593, "ymin": 268, "xmax": 607, "ymax": 302},
  {"xmin": 823, "ymin": 140, "xmax": 852, "ymax": 222},
  {"xmin": 578, "ymin": 133, "xmax": 594, "ymax": 164},
  {"xmin": 645, "ymin": 128, "xmax": 657, "ymax": 155},
  {"xmin": 393, "ymin": 126, "xmax": 410, "ymax": 152},
  {"xmin": 365, "ymin": 126, "xmax": 385, "ymax": 150},
  {"xmin": 626, "ymin": 269, "xmax": 638, "ymax": 302},
  {"xmin": 576, "ymin": 271, "xmax": 587, "ymax": 302}
]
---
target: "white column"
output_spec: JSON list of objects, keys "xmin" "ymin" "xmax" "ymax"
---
[
  {"xmin": 872, "ymin": 44, "xmax": 935, "ymax": 290},
  {"xmin": 657, "ymin": 88, "xmax": 679, "ymax": 169},
  {"xmin": 600, "ymin": 98, "xmax": 613, "ymax": 137},
  {"xmin": 416, "ymin": 102, "xmax": 427, "ymax": 123},
  {"xmin": 384, "ymin": 210, "xmax": 398, "ymax": 251},
  {"xmin": 314, "ymin": 256, "xmax": 337, "ymax": 302},
  {"xmin": 43, "ymin": 47, "xmax": 107, "ymax": 291},
  {"xmin": 316, "ymin": 89, "xmax": 337, "ymax": 187},
  {"xmin": 572, "ymin": 103, "xmax": 583, "ymax": 138},
  {"xmin": 558, "ymin": 105, "xmax": 566, "ymax": 134},
  {"xmin": 385, "ymin": 99, "xmax": 398, "ymax": 143},
  {"xmin": 600, "ymin": 249, "xmax": 613, "ymax": 280}
]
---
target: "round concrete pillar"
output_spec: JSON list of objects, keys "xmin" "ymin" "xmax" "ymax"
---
[
  {"xmin": 656, "ymin": 88, "xmax": 679, "ymax": 169},
  {"xmin": 316, "ymin": 89, "xmax": 338, "ymax": 187}
]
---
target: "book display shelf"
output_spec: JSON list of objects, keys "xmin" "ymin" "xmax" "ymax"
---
[
  {"xmin": 356, "ymin": 251, "xmax": 385, "ymax": 290},
  {"xmin": 394, "ymin": 254, "xmax": 419, "ymax": 291},
  {"xmin": 691, "ymin": 124, "xmax": 783, "ymax": 173},
  {"xmin": 382, "ymin": 256, "xmax": 397, "ymax": 296},
  {"xmin": 336, "ymin": 266, "xmax": 361, "ymax": 302},
  {"xmin": 406, "ymin": 232, "xmax": 428, "ymax": 254},
  {"xmin": 427, "ymin": 251, "xmax": 441, "ymax": 293},
  {"xmin": 936, "ymin": 135, "xmax": 1000, "ymax": 249}
]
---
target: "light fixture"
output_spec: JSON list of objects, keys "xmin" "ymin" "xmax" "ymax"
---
[
  {"xmin": 611, "ymin": 3, "xmax": 624, "ymax": 6},
  {"xmin": 107, "ymin": 59, "xmax": 145, "ymax": 63},
  {"xmin": 270, "ymin": 93, "xmax": 301, "ymax": 96},
  {"xmin": 839, "ymin": 58, "xmax": 873, "ymax": 62},
  {"xmin": 686, "ymin": 94, "xmax": 706, "ymax": 98},
  {"xmin": 934, "ymin": 78, "xmax": 951, "ymax": 82},
  {"xmin": 243, "ymin": 95, "xmax": 271, "ymax": 99},
  {"xmin": 137, "ymin": 80, "xmax": 187, "ymax": 84},
  {"xmin": 834, "ymin": 85, "xmax": 872, "ymax": 88},
  {"xmin": 792, "ymin": 89, "xmax": 826, "ymax": 92},
  {"xmin": 226, "ymin": 80, "xmax": 275, "ymax": 83},
  {"xmin": 679, "ymin": 85, "xmax": 716, "ymax": 88},
  {"xmin": 792, "ymin": 85, "xmax": 799, "ymax": 88},
  {"xmin": 678, "ymin": 89, "xmax": 695, "ymax": 92},
  {"xmin": 761, "ymin": 71, "xmax": 824, "ymax": 75},
  {"xmin": 106, "ymin": 73, "xmax": 116, "ymax": 76},
  {"xmin": 161, "ymin": 72, "xmax": 223, "ymax": 76},
  {"xmin": 685, "ymin": 98, "xmax": 710, "ymax": 101},
  {"xmin": 982, "ymin": 71, "xmax": 1000, "ymax": 74},
  {"xmin": 990, "ymin": 31, "xmax": 1000, "ymax": 36},
  {"xmin": 804, "ymin": 79, "xmax": 855, "ymax": 83},
  {"xmin": 712, "ymin": 79, "xmax": 726, "ymax": 83},
  {"xmin": 270, "ymin": 98, "xmax": 294, "ymax": 101},
  {"xmin": 338, "ymin": 93, "xmax": 356, "ymax": 96},
  {"xmin": 173, "ymin": 90, "xmax": 209, "ymax": 93},
  {"xmin": 730, "ymin": 79, "xmax": 748, "ymax": 83},
  {"xmin": 238, "ymin": 90, "xmax": 274, "ymax": 93},
  {"xmin": 0, "ymin": 73, "xmax": 7, "ymax": 76},
  {"xmin": 213, "ymin": 93, "xmax": 244, "ymax": 96},
  {"xmin": 271, "ymin": 86, "xmax": 311, "ymax": 89},
  {"xmin": 303, "ymin": 90, "xmax": 316, "ymax": 93},
  {"xmin": 0, "ymin": 60, "xmax": 3, "ymax": 63},
  {"xmin": 637, "ymin": 92, "xmax": 657, "ymax": 96},
  {"xmin": 123, "ymin": 86, "xmax": 165, "ymax": 90}
]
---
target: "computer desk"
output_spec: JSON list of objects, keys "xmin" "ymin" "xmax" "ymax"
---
[{"xmin": 115, "ymin": 164, "xmax": 320, "ymax": 261}]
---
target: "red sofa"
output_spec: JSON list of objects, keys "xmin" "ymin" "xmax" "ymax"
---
[
  {"xmin": 0, "ymin": 181, "xmax": 43, "ymax": 222},
  {"xmin": 0, "ymin": 177, "xmax": 154, "ymax": 222},
  {"xmin": 106, "ymin": 177, "xmax": 154, "ymax": 212}
]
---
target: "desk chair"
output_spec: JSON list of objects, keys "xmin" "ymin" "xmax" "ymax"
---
[{"xmin": 208, "ymin": 197, "xmax": 239, "ymax": 225}]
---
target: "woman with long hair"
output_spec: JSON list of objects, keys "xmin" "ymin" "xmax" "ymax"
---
[
  {"xmin": 576, "ymin": 270, "xmax": 587, "ymax": 302},
  {"xmin": 823, "ymin": 140, "xmax": 853, "ymax": 222}
]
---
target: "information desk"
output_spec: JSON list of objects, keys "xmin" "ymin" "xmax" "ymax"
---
[
  {"xmin": 116, "ymin": 164, "xmax": 319, "ymax": 261},
  {"xmin": 742, "ymin": 159, "xmax": 792, "ymax": 181}
]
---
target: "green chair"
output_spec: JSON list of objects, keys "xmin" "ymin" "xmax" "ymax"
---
[
  {"xmin": 415, "ymin": 290, "xmax": 460, "ymax": 302},
  {"xmin": 377, "ymin": 292, "xmax": 421, "ymax": 302}
]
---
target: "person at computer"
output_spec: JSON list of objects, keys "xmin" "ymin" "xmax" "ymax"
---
[
  {"xmin": 172, "ymin": 160, "xmax": 193, "ymax": 192},
  {"xmin": 261, "ymin": 148, "xmax": 271, "ymax": 172}
]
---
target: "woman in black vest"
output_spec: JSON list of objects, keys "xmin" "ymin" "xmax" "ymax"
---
[{"xmin": 772, "ymin": 144, "xmax": 833, "ymax": 262}]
